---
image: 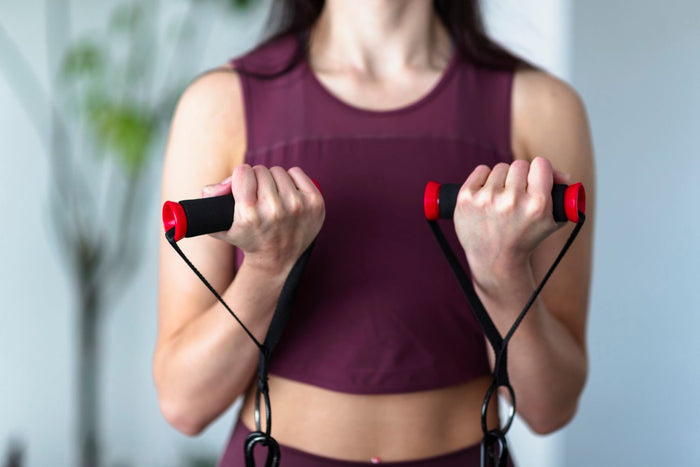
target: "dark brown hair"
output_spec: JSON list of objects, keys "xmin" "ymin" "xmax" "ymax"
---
[{"xmin": 263, "ymin": 0, "xmax": 523, "ymax": 70}]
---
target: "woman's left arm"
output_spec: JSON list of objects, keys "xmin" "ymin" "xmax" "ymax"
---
[{"xmin": 456, "ymin": 68, "xmax": 595, "ymax": 434}]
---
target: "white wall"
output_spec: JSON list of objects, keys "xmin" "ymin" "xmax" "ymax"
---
[
  {"xmin": 566, "ymin": 1, "xmax": 700, "ymax": 465},
  {"xmin": 484, "ymin": 0, "xmax": 571, "ymax": 79},
  {"xmin": 0, "ymin": 1, "xmax": 573, "ymax": 466}
]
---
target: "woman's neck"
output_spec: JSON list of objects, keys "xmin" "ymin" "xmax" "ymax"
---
[{"xmin": 310, "ymin": 0, "xmax": 452, "ymax": 78}]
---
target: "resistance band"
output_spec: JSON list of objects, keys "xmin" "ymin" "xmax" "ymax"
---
[
  {"xmin": 423, "ymin": 182, "xmax": 586, "ymax": 467},
  {"xmin": 163, "ymin": 180, "xmax": 585, "ymax": 467}
]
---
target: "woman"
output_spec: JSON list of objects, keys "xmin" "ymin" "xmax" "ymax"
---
[{"xmin": 155, "ymin": 1, "xmax": 594, "ymax": 465}]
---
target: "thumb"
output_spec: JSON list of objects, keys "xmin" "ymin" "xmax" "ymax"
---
[{"xmin": 202, "ymin": 176, "xmax": 232, "ymax": 198}]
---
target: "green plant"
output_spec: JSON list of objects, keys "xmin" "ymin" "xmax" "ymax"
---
[{"xmin": 0, "ymin": 1, "xmax": 257, "ymax": 466}]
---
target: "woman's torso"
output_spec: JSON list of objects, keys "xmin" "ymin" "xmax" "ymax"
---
[{"xmin": 222, "ymin": 34, "xmax": 515, "ymax": 463}]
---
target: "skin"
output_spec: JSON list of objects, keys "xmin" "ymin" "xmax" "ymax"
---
[{"xmin": 154, "ymin": 0, "xmax": 594, "ymax": 462}]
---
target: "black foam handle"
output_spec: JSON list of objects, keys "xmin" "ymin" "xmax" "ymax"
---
[
  {"xmin": 551, "ymin": 185, "xmax": 568, "ymax": 223},
  {"xmin": 180, "ymin": 194, "xmax": 234, "ymax": 238},
  {"xmin": 437, "ymin": 184, "xmax": 571, "ymax": 222},
  {"xmin": 164, "ymin": 178, "xmax": 322, "ymax": 242},
  {"xmin": 437, "ymin": 184, "xmax": 461, "ymax": 220}
]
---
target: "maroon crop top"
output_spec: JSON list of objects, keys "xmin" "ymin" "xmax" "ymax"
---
[{"xmin": 230, "ymin": 35, "xmax": 514, "ymax": 395}]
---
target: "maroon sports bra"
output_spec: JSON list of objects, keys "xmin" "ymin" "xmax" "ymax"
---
[{"xmin": 230, "ymin": 35, "xmax": 514, "ymax": 394}]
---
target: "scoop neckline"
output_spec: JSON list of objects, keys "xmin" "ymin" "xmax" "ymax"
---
[{"xmin": 302, "ymin": 48, "xmax": 459, "ymax": 117}]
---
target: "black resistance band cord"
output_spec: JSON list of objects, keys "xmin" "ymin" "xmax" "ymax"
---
[
  {"xmin": 166, "ymin": 227, "xmax": 316, "ymax": 467},
  {"xmin": 427, "ymin": 212, "xmax": 585, "ymax": 467}
]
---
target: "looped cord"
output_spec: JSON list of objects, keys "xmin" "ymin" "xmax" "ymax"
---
[
  {"xmin": 481, "ymin": 381, "xmax": 516, "ymax": 436},
  {"xmin": 481, "ymin": 430, "xmax": 509, "ymax": 467},
  {"xmin": 245, "ymin": 431, "xmax": 280, "ymax": 467}
]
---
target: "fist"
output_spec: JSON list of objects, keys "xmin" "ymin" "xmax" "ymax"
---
[
  {"xmin": 453, "ymin": 157, "xmax": 569, "ymax": 288},
  {"xmin": 203, "ymin": 164, "xmax": 325, "ymax": 273}
]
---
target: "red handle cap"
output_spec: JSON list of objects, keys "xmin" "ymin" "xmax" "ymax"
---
[
  {"xmin": 424, "ymin": 181, "xmax": 441, "ymax": 221},
  {"xmin": 564, "ymin": 182, "xmax": 586, "ymax": 223},
  {"xmin": 163, "ymin": 201, "xmax": 188, "ymax": 242}
]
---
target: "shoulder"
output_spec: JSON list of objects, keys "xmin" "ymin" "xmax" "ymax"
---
[
  {"xmin": 176, "ymin": 64, "xmax": 243, "ymax": 139},
  {"xmin": 180, "ymin": 63, "xmax": 240, "ymax": 101},
  {"xmin": 168, "ymin": 64, "xmax": 245, "ymax": 175},
  {"xmin": 511, "ymin": 66, "xmax": 591, "ymax": 166}
]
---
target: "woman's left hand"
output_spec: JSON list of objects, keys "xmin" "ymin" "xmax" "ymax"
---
[{"xmin": 454, "ymin": 157, "xmax": 571, "ymax": 297}]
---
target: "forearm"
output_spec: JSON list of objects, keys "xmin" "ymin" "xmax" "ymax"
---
[
  {"xmin": 476, "ymin": 263, "xmax": 587, "ymax": 434},
  {"xmin": 154, "ymin": 259, "xmax": 291, "ymax": 435}
]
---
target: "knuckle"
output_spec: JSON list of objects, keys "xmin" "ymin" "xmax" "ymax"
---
[
  {"xmin": 288, "ymin": 166, "xmax": 306, "ymax": 180},
  {"xmin": 499, "ymin": 190, "xmax": 518, "ymax": 212},
  {"xmin": 308, "ymin": 193, "xmax": 325, "ymax": 215},
  {"xmin": 231, "ymin": 165, "xmax": 249, "ymax": 184},
  {"xmin": 474, "ymin": 189, "xmax": 495, "ymax": 208},
  {"xmin": 286, "ymin": 195, "xmax": 303, "ymax": 215},
  {"xmin": 511, "ymin": 159, "xmax": 529, "ymax": 171},
  {"xmin": 252, "ymin": 164, "xmax": 270, "ymax": 177},
  {"xmin": 533, "ymin": 156, "xmax": 552, "ymax": 170},
  {"xmin": 233, "ymin": 163, "xmax": 249, "ymax": 175},
  {"xmin": 457, "ymin": 188, "xmax": 473, "ymax": 206},
  {"xmin": 474, "ymin": 164, "xmax": 490, "ymax": 174},
  {"xmin": 527, "ymin": 194, "xmax": 549, "ymax": 218},
  {"xmin": 269, "ymin": 166, "xmax": 284, "ymax": 177},
  {"xmin": 236, "ymin": 202, "xmax": 260, "ymax": 228},
  {"xmin": 266, "ymin": 199, "xmax": 285, "ymax": 222}
]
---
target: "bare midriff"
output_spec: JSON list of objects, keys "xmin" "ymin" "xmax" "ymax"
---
[{"xmin": 239, "ymin": 374, "xmax": 499, "ymax": 463}]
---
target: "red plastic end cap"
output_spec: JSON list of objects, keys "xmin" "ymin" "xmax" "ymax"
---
[
  {"xmin": 424, "ymin": 181, "xmax": 441, "ymax": 221},
  {"xmin": 564, "ymin": 183, "xmax": 586, "ymax": 223},
  {"xmin": 162, "ymin": 201, "xmax": 188, "ymax": 242}
]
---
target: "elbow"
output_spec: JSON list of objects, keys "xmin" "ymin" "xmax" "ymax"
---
[
  {"xmin": 527, "ymin": 351, "xmax": 588, "ymax": 435},
  {"xmin": 158, "ymin": 393, "xmax": 209, "ymax": 436},
  {"xmin": 526, "ymin": 399, "xmax": 579, "ymax": 435},
  {"xmin": 153, "ymin": 354, "xmax": 211, "ymax": 436},
  {"xmin": 524, "ymin": 376, "xmax": 586, "ymax": 435},
  {"xmin": 152, "ymin": 341, "xmax": 249, "ymax": 436}
]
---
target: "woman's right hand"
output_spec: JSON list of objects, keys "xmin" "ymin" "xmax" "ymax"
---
[{"xmin": 203, "ymin": 164, "xmax": 325, "ymax": 274}]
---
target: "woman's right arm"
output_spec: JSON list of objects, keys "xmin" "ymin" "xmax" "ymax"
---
[{"xmin": 153, "ymin": 67, "xmax": 324, "ymax": 436}]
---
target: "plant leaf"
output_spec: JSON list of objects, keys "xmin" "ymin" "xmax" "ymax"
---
[
  {"xmin": 108, "ymin": 3, "xmax": 144, "ymax": 34},
  {"xmin": 61, "ymin": 39, "xmax": 105, "ymax": 80},
  {"xmin": 88, "ymin": 100, "xmax": 155, "ymax": 176}
]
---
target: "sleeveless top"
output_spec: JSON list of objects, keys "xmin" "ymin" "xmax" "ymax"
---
[{"xmin": 230, "ymin": 35, "xmax": 514, "ymax": 395}]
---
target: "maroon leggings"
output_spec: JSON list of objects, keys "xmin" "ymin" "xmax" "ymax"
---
[{"xmin": 218, "ymin": 419, "xmax": 515, "ymax": 467}]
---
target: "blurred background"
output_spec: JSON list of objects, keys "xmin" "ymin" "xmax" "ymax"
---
[{"xmin": 0, "ymin": 0, "xmax": 698, "ymax": 466}]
